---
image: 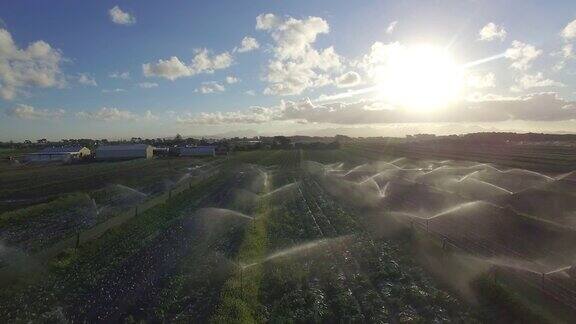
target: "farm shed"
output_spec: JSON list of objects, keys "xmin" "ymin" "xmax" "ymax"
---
[
  {"xmin": 178, "ymin": 146, "xmax": 216, "ymax": 157},
  {"xmin": 25, "ymin": 146, "xmax": 91, "ymax": 163},
  {"xmin": 95, "ymin": 144, "xmax": 154, "ymax": 160}
]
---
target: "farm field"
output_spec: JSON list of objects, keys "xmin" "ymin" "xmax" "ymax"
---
[
  {"xmin": 0, "ymin": 156, "xmax": 219, "ymax": 213},
  {"xmin": 1, "ymin": 148, "xmax": 575, "ymax": 322}
]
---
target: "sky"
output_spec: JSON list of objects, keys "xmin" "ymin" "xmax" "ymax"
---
[{"xmin": 0, "ymin": 0, "xmax": 575, "ymax": 140}]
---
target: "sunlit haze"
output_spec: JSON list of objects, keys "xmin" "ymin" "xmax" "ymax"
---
[
  {"xmin": 374, "ymin": 44, "xmax": 463, "ymax": 111},
  {"xmin": 1, "ymin": 2, "xmax": 576, "ymax": 323}
]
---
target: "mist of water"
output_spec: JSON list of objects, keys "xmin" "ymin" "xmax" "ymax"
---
[
  {"xmin": 241, "ymin": 236, "xmax": 349, "ymax": 270},
  {"xmin": 343, "ymin": 163, "xmax": 369, "ymax": 176},
  {"xmin": 262, "ymin": 182, "xmax": 300, "ymax": 198},
  {"xmin": 114, "ymin": 184, "xmax": 148, "ymax": 198},
  {"xmin": 197, "ymin": 208, "xmax": 254, "ymax": 221},
  {"xmin": 176, "ymin": 173, "xmax": 191, "ymax": 184}
]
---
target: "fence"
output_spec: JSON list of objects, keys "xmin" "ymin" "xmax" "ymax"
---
[
  {"xmin": 2, "ymin": 168, "xmax": 220, "ymax": 270},
  {"xmin": 401, "ymin": 215, "xmax": 576, "ymax": 314}
]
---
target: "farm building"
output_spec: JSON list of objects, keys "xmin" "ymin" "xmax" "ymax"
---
[
  {"xmin": 25, "ymin": 146, "xmax": 91, "ymax": 163},
  {"xmin": 95, "ymin": 144, "xmax": 154, "ymax": 160},
  {"xmin": 178, "ymin": 146, "xmax": 216, "ymax": 157}
]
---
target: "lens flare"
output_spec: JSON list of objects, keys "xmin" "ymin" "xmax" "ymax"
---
[{"xmin": 375, "ymin": 44, "xmax": 464, "ymax": 111}]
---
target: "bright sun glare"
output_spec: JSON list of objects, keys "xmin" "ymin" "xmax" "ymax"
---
[{"xmin": 375, "ymin": 44, "xmax": 463, "ymax": 111}]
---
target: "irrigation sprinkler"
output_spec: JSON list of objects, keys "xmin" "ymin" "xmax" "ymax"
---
[
  {"xmin": 75, "ymin": 232, "xmax": 80, "ymax": 249},
  {"xmin": 442, "ymin": 238, "xmax": 447, "ymax": 250},
  {"xmin": 490, "ymin": 266, "xmax": 498, "ymax": 283},
  {"xmin": 541, "ymin": 272, "xmax": 546, "ymax": 286},
  {"xmin": 240, "ymin": 265, "xmax": 244, "ymax": 299}
]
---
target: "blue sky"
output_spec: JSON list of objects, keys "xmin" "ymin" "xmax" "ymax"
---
[{"xmin": 0, "ymin": 0, "xmax": 575, "ymax": 140}]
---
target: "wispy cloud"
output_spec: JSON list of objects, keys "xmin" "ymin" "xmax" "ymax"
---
[
  {"xmin": 196, "ymin": 81, "xmax": 225, "ymax": 94},
  {"xmin": 386, "ymin": 21, "xmax": 398, "ymax": 34},
  {"xmin": 138, "ymin": 82, "xmax": 158, "ymax": 89},
  {"xmin": 78, "ymin": 73, "xmax": 97, "ymax": 86},
  {"xmin": 174, "ymin": 93, "xmax": 576, "ymax": 125},
  {"xmin": 4, "ymin": 104, "xmax": 65, "ymax": 120},
  {"xmin": 109, "ymin": 71, "xmax": 130, "ymax": 79},
  {"xmin": 102, "ymin": 88, "xmax": 126, "ymax": 93}
]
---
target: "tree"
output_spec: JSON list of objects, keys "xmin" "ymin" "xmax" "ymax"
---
[{"xmin": 272, "ymin": 136, "xmax": 291, "ymax": 149}]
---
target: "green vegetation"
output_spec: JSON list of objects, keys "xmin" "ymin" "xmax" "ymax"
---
[
  {"xmin": 1, "ymin": 148, "xmax": 574, "ymax": 322},
  {"xmin": 0, "ymin": 156, "xmax": 213, "ymax": 213},
  {"xmin": 473, "ymin": 275, "xmax": 553, "ymax": 324}
]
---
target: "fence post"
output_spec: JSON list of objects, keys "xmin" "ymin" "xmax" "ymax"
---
[{"xmin": 135, "ymin": 206, "xmax": 138, "ymax": 217}]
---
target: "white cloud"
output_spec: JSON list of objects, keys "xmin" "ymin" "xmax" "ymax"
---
[
  {"xmin": 335, "ymin": 71, "xmax": 361, "ymax": 88},
  {"xmin": 143, "ymin": 49, "xmax": 233, "ymax": 80},
  {"xmin": 196, "ymin": 81, "xmax": 225, "ymax": 94},
  {"xmin": 561, "ymin": 18, "xmax": 576, "ymax": 40},
  {"xmin": 511, "ymin": 72, "xmax": 564, "ymax": 91},
  {"xmin": 245, "ymin": 90, "xmax": 256, "ymax": 96},
  {"xmin": 78, "ymin": 73, "xmax": 97, "ymax": 86},
  {"xmin": 142, "ymin": 110, "xmax": 159, "ymax": 121},
  {"xmin": 138, "ymin": 82, "xmax": 158, "ymax": 89},
  {"xmin": 257, "ymin": 13, "xmax": 342, "ymax": 95},
  {"xmin": 552, "ymin": 44, "xmax": 574, "ymax": 71},
  {"xmin": 356, "ymin": 41, "xmax": 402, "ymax": 80},
  {"xmin": 4, "ymin": 104, "xmax": 65, "ymax": 120},
  {"xmin": 561, "ymin": 43, "xmax": 574, "ymax": 58},
  {"xmin": 505, "ymin": 41, "xmax": 542, "ymax": 70},
  {"xmin": 177, "ymin": 106, "xmax": 275, "ymax": 125},
  {"xmin": 257, "ymin": 13, "xmax": 329, "ymax": 60},
  {"xmin": 386, "ymin": 21, "xmax": 398, "ymax": 34},
  {"xmin": 189, "ymin": 49, "xmax": 233, "ymax": 74},
  {"xmin": 102, "ymin": 88, "xmax": 126, "ymax": 93},
  {"xmin": 109, "ymin": 71, "xmax": 130, "ymax": 79},
  {"xmin": 143, "ymin": 56, "xmax": 190, "ymax": 81},
  {"xmin": 237, "ymin": 36, "xmax": 260, "ymax": 53},
  {"xmin": 466, "ymin": 72, "xmax": 495, "ymax": 89},
  {"xmin": 0, "ymin": 28, "xmax": 64, "ymax": 100},
  {"xmin": 225, "ymin": 76, "xmax": 239, "ymax": 84},
  {"xmin": 256, "ymin": 13, "xmax": 280, "ymax": 30},
  {"xmin": 109, "ymin": 6, "xmax": 136, "ymax": 25},
  {"xmin": 479, "ymin": 23, "xmax": 507, "ymax": 41},
  {"xmin": 76, "ymin": 107, "xmax": 138, "ymax": 121}
]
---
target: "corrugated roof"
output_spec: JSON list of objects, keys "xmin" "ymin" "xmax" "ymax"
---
[
  {"xmin": 96, "ymin": 144, "xmax": 152, "ymax": 151},
  {"xmin": 37, "ymin": 146, "xmax": 85, "ymax": 154}
]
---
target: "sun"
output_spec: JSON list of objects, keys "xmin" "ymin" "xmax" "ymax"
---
[{"xmin": 374, "ymin": 44, "xmax": 463, "ymax": 111}]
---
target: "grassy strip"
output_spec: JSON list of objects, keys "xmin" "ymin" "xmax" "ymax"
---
[{"xmin": 211, "ymin": 189, "xmax": 270, "ymax": 323}]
